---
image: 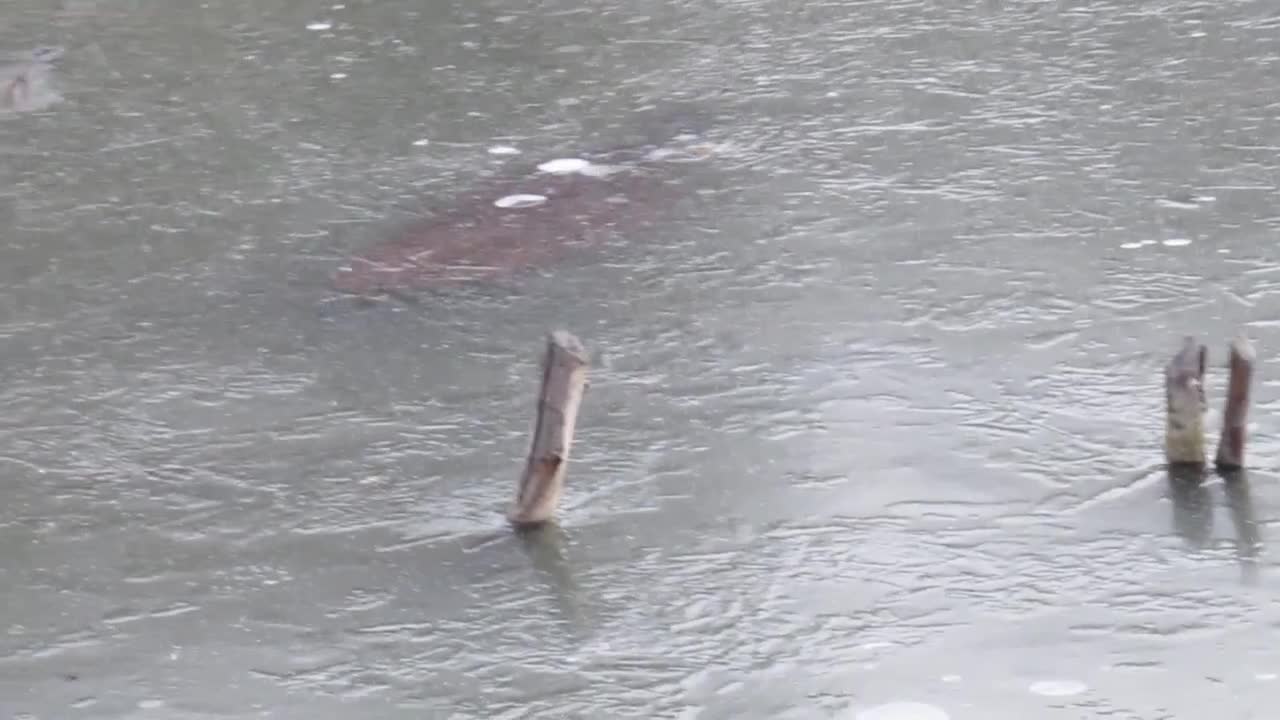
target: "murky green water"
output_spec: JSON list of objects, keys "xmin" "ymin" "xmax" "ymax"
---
[{"xmin": 3, "ymin": 0, "xmax": 1279, "ymax": 717}]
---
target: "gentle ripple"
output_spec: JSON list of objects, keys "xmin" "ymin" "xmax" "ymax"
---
[{"xmin": 3, "ymin": 0, "xmax": 1280, "ymax": 717}]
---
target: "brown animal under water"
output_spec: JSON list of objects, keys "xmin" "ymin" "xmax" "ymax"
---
[{"xmin": 330, "ymin": 144, "xmax": 701, "ymax": 296}]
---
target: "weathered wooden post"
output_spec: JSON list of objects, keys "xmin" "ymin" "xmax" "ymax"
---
[
  {"xmin": 1214, "ymin": 335, "xmax": 1256, "ymax": 471},
  {"xmin": 508, "ymin": 330, "xmax": 590, "ymax": 528},
  {"xmin": 1165, "ymin": 336, "xmax": 1208, "ymax": 467}
]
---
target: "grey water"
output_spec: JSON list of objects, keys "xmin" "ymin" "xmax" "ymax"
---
[{"xmin": 3, "ymin": 0, "xmax": 1280, "ymax": 718}]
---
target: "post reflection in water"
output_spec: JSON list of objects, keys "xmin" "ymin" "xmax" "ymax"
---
[{"xmin": 1167, "ymin": 465, "xmax": 1262, "ymax": 583}]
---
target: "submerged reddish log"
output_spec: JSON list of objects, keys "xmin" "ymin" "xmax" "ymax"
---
[
  {"xmin": 508, "ymin": 331, "xmax": 590, "ymax": 528},
  {"xmin": 1214, "ymin": 335, "xmax": 1256, "ymax": 471},
  {"xmin": 332, "ymin": 147, "xmax": 688, "ymax": 296},
  {"xmin": 1165, "ymin": 336, "xmax": 1207, "ymax": 466}
]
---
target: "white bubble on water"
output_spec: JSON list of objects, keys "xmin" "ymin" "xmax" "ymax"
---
[
  {"xmin": 853, "ymin": 701, "xmax": 950, "ymax": 720},
  {"xmin": 494, "ymin": 194, "xmax": 547, "ymax": 209},
  {"xmin": 1162, "ymin": 238, "xmax": 1192, "ymax": 247},
  {"xmin": 488, "ymin": 145, "xmax": 521, "ymax": 155},
  {"xmin": 329, "ymin": 72, "xmax": 347, "ymax": 79},
  {"xmin": 306, "ymin": 21, "xmax": 333, "ymax": 30},
  {"xmin": 412, "ymin": 138, "xmax": 430, "ymax": 147},
  {"xmin": 1029, "ymin": 679, "xmax": 1088, "ymax": 697},
  {"xmin": 538, "ymin": 157, "xmax": 591, "ymax": 174}
]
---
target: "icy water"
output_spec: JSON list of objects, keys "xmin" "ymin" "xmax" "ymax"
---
[{"xmin": 3, "ymin": 0, "xmax": 1280, "ymax": 717}]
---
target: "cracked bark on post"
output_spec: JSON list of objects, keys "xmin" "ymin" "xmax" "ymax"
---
[
  {"xmin": 508, "ymin": 331, "xmax": 589, "ymax": 527},
  {"xmin": 1165, "ymin": 336, "xmax": 1207, "ymax": 467}
]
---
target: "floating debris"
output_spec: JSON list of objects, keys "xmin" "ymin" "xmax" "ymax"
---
[{"xmin": 0, "ymin": 47, "xmax": 65, "ymax": 115}]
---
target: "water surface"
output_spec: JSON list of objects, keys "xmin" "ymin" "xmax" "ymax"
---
[{"xmin": 3, "ymin": 0, "xmax": 1280, "ymax": 717}]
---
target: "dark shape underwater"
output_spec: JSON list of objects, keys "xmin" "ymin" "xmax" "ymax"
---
[{"xmin": 331, "ymin": 119, "xmax": 716, "ymax": 296}]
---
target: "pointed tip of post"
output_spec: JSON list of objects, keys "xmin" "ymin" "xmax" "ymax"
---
[{"xmin": 549, "ymin": 329, "xmax": 588, "ymax": 362}]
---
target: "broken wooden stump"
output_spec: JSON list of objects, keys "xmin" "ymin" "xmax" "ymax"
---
[
  {"xmin": 507, "ymin": 330, "xmax": 590, "ymax": 528},
  {"xmin": 1214, "ymin": 335, "xmax": 1256, "ymax": 471},
  {"xmin": 1164, "ymin": 336, "xmax": 1208, "ymax": 467}
]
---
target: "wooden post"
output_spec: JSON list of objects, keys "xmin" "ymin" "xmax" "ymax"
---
[
  {"xmin": 1214, "ymin": 335, "xmax": 1256, "ymax": 471},
  {"xmin": 508, "ymin": 331, "xmax": 589, "ymax": 527},
  {"xmin": 1165, "ymin": 336, "xmax": 1207, "ymax": 466}
]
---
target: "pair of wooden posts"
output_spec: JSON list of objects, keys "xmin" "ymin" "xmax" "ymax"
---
[{"xmin": 1165, "ymin": 335, "xmax": 1256, "ymax": 471}]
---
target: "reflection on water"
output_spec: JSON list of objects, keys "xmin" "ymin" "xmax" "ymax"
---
[
  {"xmin": 1167, "ymin": 465, "xmax": 1213, "ymax": 549},
  {"xmin": 2, "ymin": 0, "xmax": 1280, "ymax": 717},
  {"xmin": 1168, "ymin": 463, "xmax": 1263, "ymax": 584}
]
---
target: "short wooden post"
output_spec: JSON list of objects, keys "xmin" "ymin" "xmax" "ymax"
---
[
  {"xmin": 1214, "ymin": 335, "xmax": 1255, "ymax": 471},
  {"xmin": 1165, "ymin": 336, "xmax": 1208, "ymax": 466},
  {"xmin": 508, "ymin": 331, "xmax": 589, "ymax": 527}
]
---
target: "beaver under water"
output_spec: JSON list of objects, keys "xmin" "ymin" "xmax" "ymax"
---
[{"xmin": 330, "ymin": 122, "xmax": 720, "ymax": 297}]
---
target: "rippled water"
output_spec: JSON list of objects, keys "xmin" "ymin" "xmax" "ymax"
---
[{"xmin": 3, "ymin": 0, "xmax": 1280, "ymax": 717}]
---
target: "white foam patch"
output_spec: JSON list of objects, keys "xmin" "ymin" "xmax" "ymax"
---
[
  {"xmin": 1162, "ymin": 238, "xmax": 1192, "ymax": 247},
  {"xmin": 538, "ymin": 157, "xmax": 591, "ymax": 174},
  {"xmin": 488, "ymin": 145, "xmax": 521, "ymax": 155},
  {"xmin": 1119, "ymin": 239, "xmax": 1159, "ymax": 249},
  {"xmin": 494, "ymin": 194, "xmax": 547, "ymax": 209},
  {"xmin": 1029, "ymin": 679, "xmax": 1088, "ymax": 697},
  {"xmin": 853, "ymin": 701, "xmax": 950, "ymax": 720},
  {"xmin": 412, "ymin": 138, "xmax": 430, "ymax": 147},
  {"xmin": 307, "ymin": 21, "xmax": 333, "ymax": 30}
]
